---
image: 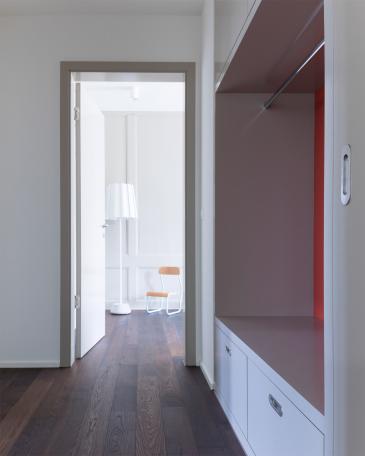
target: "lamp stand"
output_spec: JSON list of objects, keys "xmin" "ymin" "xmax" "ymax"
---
[{"xmin": 110, "ymin": 218, "xmax": 131, "ymax": 315}]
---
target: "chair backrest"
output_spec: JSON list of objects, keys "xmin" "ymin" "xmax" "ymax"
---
[
  {"xmin": 159, "ymin": 266, "xmax": 180, "ymax": 276},
  {"xmin": 159, "ymin": 267, "xmax": 183, "ymax": 303}
]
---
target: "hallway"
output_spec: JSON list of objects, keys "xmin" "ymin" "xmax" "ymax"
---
[{"xmin": 0, "ymin": 312, "xmax": 244, "ymax": 455}]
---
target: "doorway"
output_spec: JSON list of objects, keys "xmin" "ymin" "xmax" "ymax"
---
[{"xmin": 60, "ymin": 62, "xmax": 196, "ymax": 367}]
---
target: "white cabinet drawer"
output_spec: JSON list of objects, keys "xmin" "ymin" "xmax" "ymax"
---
[
  {"xmin": 248, "ymin": 361, "xmax": 324, "ymax": 456},
  {"xmin": 215, "ymin": 326, "xmax": 248, "ymax": 436}
]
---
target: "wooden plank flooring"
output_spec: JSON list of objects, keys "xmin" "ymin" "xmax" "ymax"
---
[{"xmin": 0, "ymin": 311, "xmax": 245, "ymax": 456}]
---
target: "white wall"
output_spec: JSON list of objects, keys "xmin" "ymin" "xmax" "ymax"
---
[
  {"xmin": 0, "ymin": 14, "xmax": 200, "ymax": 367},
  {"xmin": 200, "ymin": 0, "xmax": 215, "ymax": 388},
  {"xmin": 104, "ymin": 110, "xmax": 185, "ymax": 309},
  {"xmin": 93, "ymin": 83, "xmax": 185, "ymax": 309}
]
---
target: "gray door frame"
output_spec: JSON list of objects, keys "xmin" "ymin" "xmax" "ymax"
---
[{"xmin": 60, "ymin": 61, "xmax": 197, "ymax": 367}]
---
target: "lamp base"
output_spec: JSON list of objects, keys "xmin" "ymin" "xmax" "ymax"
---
[{"xmin": 110, "ymin": 302, "xmax": 131, "ymax": 315}]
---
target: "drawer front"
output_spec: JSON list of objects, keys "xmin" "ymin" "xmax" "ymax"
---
[
  {"xmin": 248, "ymin": 361, "xmax": 324, "ymax": 456},
  {"xmin": 215, "ymin": 326, "xmax": 248, "ymax": 436}
]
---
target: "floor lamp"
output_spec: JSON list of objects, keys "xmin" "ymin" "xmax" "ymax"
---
[{"xmin": 106, "ymin": 183, "xmax": 137, "ymax": 315}]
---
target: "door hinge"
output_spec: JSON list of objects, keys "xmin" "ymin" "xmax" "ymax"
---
[
  {"xmin": 74, "ymin": 106, "xmax": 80, "ymax": 121},
  {"xmin": 74, "ymin": 295, "xmax": 81, "ymax": 310}
]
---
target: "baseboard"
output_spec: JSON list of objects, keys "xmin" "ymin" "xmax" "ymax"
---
[
  {"xmin": 106, "ymin": 301, "xmax": 186, "ymax": 311},
  {"xmin": 131, "ymin": 302, "xmax": 151, "ymax": 310},
  {"xmin": 200, "ymin": 362, "xmax": 215, "ymax": 390},
  {"xmin": 0, "ymin": 360, "xmax": 60, "ymax": 368}
]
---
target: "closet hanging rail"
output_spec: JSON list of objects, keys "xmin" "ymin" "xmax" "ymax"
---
[{"xmin": 264, "ymin": 39, "xmax": 325, "ymax": 109}]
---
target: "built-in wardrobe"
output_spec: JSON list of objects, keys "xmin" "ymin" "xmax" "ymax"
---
[
  {"xmin": 215, "ymin": 0, "xmax": 365, "ymax": 454},
  {"xmin": 214, "ymin": 1, "xmax": 326, "ymax": 455}
]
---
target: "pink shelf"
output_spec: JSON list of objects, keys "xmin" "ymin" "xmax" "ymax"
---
[
  {"xmin": 218, "ymin": 0, "xmax": 324, "ymax": 94},
  {"xmin": 218, "ymin": 316, "xmax": 324, "ymax": 414}
]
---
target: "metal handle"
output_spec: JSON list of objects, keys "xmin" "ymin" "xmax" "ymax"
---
[
  {"xmin": 269, "ymin": 394, "xmax": 283, "ymax": 417},
  {"xmin": 225, "ymin": 345, "xmax": 232, "ymax": 357},
  {"xmin": 101, "ymin": 224, "xmax": 110, "ymax": 229},
  {"xmin": 341, "ymin": 144, "xmax": 351, "ymax": 206},
  {"xmin": 74, "ymin": 295, "xmax": 81, "ymax": 310}
]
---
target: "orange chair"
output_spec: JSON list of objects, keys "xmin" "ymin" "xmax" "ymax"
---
[{"xmin": 145, "ymin": 267, "xmax": 183, "ymax": 315}]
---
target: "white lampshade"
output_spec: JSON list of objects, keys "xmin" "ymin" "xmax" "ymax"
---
[{"xmin": 106, "ymin": 183, "xmax": 137, "ymax": 220}]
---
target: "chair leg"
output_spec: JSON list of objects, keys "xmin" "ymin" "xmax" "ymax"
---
[
  {"xmin": 146, "ymin": 296, "xmax": 163, "ymax": 314},
  {"xmin": 166, "ymin": 296, "xmax": 182, "ymax": 316}
]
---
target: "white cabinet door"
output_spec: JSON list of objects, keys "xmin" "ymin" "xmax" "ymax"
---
[
  {"xmin": 327, "ymin": 2, "xmax": 365, "ymax": 456},
  {"xmin": 215, "ymin": 326, "xmax": 230, "ymax": 403},
  {"xmin": 248, "ymin": 361, "xmax": 324, "ymax": 456},
  {"xmin": 215, "ymin": 326, "xmax": 248, "ymax": 436},
  {"xmin": 227, "ymin": 335, "xmax": 248, "ymax": 436}
]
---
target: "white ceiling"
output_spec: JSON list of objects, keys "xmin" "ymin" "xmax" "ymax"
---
[{"xmin": 0, "ymin": 0, "xmax": 204, "ymax": 16}]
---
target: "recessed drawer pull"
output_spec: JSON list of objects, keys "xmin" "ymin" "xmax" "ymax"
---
[
  {"xmin": 225, "ymin": 345, "xmax": 232, "ymax": 357},
  {"xmin": 269, "ymin": 394, "xmax": 283, "ymax": 417}
]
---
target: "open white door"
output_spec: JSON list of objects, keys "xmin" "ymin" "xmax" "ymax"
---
[{"xmin": 76, "ymin": 84, "xmax": 106, "ymax": 358}]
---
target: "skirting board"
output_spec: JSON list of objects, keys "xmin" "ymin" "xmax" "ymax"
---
[
  {"xmin": 106, "ymin": 301, "xmax": 148, "ymax": 311},
  {"xmin": 200, "ymin": 362, "xmax": 215, "ymax": 390},
  {"xmin": 106, "ymin": 300, "xmax": 186, "ymax": 311},
  {"xmin": 0, "ymin": 360, "xmax": 60, "ymax": 368},
  {"xmin": 215, "ymin": 388, "xmax": 256, "ymax": 456}
]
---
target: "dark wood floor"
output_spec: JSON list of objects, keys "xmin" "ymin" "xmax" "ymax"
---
[{"xmin": 0, "ymin": 311, "xmax": 245, "ymax": 456}]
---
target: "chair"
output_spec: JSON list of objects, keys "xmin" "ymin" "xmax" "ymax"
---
[{"xmin": 145, "ymin": 267, "xmax": 183, "ymax": 315}]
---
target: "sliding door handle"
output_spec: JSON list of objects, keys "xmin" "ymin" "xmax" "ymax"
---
[{"xmin": 341, "ymin": 144, "xmax": 351, "ymax": 206}]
